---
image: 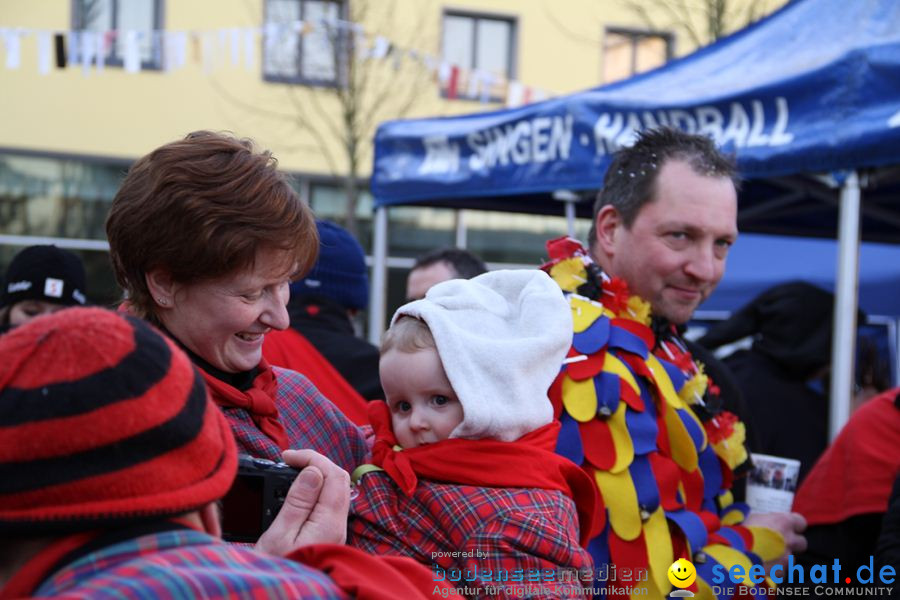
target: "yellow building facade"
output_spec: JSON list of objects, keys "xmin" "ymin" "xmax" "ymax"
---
[{"xmin": 0, "ymin": 0, "xmax": 782, "ymax": 310}]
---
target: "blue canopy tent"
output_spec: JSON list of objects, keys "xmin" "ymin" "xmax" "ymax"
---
[
  {"xmin": 700, "ymin": 234, "xmax": 900, "ymax": 319},
  {"xmin": 369, "ymin": 0, "xmax": 900, "ymax": 438}
]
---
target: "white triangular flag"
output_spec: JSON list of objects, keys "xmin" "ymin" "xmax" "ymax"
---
[
  {"xmin": 437, "ymin": 61, "xmax": 450, "ymax": 84},
  {"xmin": 37, "ymin": 31, "xmax": 51, "ymax": 75},
  {"xmin": 479, "ymin": 71, "xmax": 494, "ymax": 103},
  {"xmin": 371, "ymin": 35, "xmax": 390, "ymax": 59},
  {"xmin": 4, "ymin": 29, "xmax": 22, "ymax": 69},
  {"xmin": 217, "ymin": 28, "xmax": 228, "ymax": 66},
  {"xmin": 80, "ymin": 31, "xmax": 96, "ymax": 75},
  {"xmin": 151, "ymin": 30, "xmax": 163, "ymax": 68},
  {"xmin": 466, "ymin": 68, "xmax": 480, "ymax": 98},
  {"xmin": 67, "ymin": 30, "xmax": 81, "ymax": 67},
  {"xmin": 172, "ymin": 31, "xmax": 187, "ymax": 70},
  {"xmin": 95, "ymin": 31, "xmax": 106, "ymax": 71},
  {"xmin": 243, "ymin": 28, "xmax": 256, "ymax": 70},
  {"xmin": 201, "ymin": 31, "xmax": 217, "ymax": 73},
  {"xmin": 161, "ymin": 31, "xmax": 175, "ymax": 71},
  {"xmin": 160, "ymin": 31, "xmax": 171, "ymax": 71},
  {"xmin": 506, "ymin": 80, "xmax": 524, "ymax": 107},
  {"xmin": 263, "ymin": 22, "xmax": 279, "ymax": 59},
  {"xmin": 123, "ymin": 30, "xmax": 140, "ymax": 72},
  {"xmin": 229, "ymin": 27, "xmax": 240, "ymax": 66}
]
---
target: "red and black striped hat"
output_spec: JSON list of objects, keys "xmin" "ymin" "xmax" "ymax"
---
[{"xmin": 0, "ymin": 307, "xmax": 238, "ymax": 532}]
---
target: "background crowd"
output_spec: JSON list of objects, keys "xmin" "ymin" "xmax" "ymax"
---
[{"xmin": 0, "ymin": 128, "xmax": 897, "ymax": 599}]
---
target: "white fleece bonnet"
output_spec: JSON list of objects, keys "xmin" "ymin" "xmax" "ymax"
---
[{"xmin": 390, "ymin": 269, "xmax": 572, "ymax": 442}]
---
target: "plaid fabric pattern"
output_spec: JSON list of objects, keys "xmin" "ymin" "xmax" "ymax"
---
[
  {"xmin": 33, "ymin": 529, "xmax": 346, "ymax": 599},
  {"xmin": 222, "ymin": 367, "xmax": 369, "ymax": 472},
  {"xmin": 349, "ymin": 472, "xmax": 593, "ymax": 599}
]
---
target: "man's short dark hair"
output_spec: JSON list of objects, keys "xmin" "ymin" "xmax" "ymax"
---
[
  {"xmin": 587, "ymin": 127, "xmax": 738, "ymax": 251},
  {"xmin": 411, "ymin": 247, "xmax": 488, "ymax": 280}
]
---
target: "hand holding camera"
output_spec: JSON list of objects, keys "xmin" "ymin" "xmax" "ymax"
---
[{"xmin": 222, "ymin": 450, "xmax": 352, "ymax": 554}]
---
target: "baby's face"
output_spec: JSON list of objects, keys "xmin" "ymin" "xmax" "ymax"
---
[{"xmin": 380, "ymin": 346, "xmax": 463, "ymax": 448}]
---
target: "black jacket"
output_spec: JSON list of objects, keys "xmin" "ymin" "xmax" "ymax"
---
[{"xmin": 720, "ymin": 349, "xmax": 828, "ymax": 483}]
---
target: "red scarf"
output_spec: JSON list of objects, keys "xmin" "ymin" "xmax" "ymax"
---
[
  {"xmin": 366, "ymin": 401, "xmax": 599, "ymax": 545},
  {"xmin": 200, "ymin": 358, "xmax": 290, "ymax": 450},
  {"xmin": 289, "ymin": 544, "xmax": 455, "ymax": 599},
  {"xmin": 793, "ymin": 389, "xmax": 900, "ymax": 524}
]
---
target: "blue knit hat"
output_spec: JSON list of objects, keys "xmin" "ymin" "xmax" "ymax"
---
[{"xmin": 290, "ymin": 220, "xmax": 369, "ymax": 310}]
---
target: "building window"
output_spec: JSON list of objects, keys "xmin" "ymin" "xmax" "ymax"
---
[
  {"xmin": 0, "ymin": 152, "xmax": 126, "ymax": 242},
  {"xmin": 263, "ymin": 0, "xmax": 345, "ymax": 85},
  {"xmin": 72, "ymin": 0, "xmax": 163, "ymax": 69},
  {"xmin": 602, "ymin": 27, "xmax": 672, "ymax": 84},
  {"xmin": 441, "ymin": 11, "xmax": 516, "ymax": 100}
]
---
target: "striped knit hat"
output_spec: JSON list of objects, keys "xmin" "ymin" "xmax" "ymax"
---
[{"xmin": 0, "ymin": 307, "xmax": 238, "ymax": 533}]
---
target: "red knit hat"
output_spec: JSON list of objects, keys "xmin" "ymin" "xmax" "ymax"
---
[{"xmin": 0, "ymin": 307, "xmax": 238, "ymax": 533}]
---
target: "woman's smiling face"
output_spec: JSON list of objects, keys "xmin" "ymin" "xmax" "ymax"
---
[{"xmin": 158, "ymin": 247, "xmax": 295, "ymax": 373}]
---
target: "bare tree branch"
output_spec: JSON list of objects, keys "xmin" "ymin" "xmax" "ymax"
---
[
  {"xmin": 285, "ymin": 87, "xmax": 342, "ymax": 174},
  {"xmin": 615, "ymin": 0, "xmax": 775, "ymax": 49},
  {"xmin": 619, "ymin": 0, "xmax": 662, "ymax": 32},
  {"xmin": 743, "ymin": 0, "xmax": 770, "ymax": 27},
  {"xmin": 668, "ymin": 0, "xmax": 705, "ymax": 46},
  {"xmin": 209, "ymin": 77, "xmax": 300, "ymax": 122},
  {"xmin": 212, "ymin": 0, "xmax": 436, "ymax": 235},
  {"xmin": 539, "ymin": 0, "xmax": 603, "ymax": 46}
]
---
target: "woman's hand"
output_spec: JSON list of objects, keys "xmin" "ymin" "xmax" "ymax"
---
[{"xmin": 255, "ymin": 449, "xmax": 351, "ymax": 556}]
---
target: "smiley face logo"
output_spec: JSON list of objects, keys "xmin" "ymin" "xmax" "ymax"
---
[{"xmin": 668, "ymin": 558, "xmax": 696, "ymax": 589}]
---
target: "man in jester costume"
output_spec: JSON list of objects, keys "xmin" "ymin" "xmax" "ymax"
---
[{"xmin": 542, "ymin": 127, "xmax": 808, "ymax": 599}]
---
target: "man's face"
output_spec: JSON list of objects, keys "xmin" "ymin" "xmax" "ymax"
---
[
  {"xmin": 406, "ymin": 261, "xmax": 457, "ymax": 301},
  {"xmin": 596, "ymin": 159, "xmax": 738, "ymax": 324}
]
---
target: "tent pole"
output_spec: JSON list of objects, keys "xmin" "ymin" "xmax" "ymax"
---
[
  {"xmin": 368, "ymin": 206, "xmax": 389, "ymax": 345},
  {"xmin": 828, "ymin": 170, "xmax": 861, "ymax": 441},
  {"xmin": 553, "ymin": 190, "xmax": 578, "ymax": 237},
  {"xmin": 565, "ymin": 199, "xmax": 576, "ymax": 237},
  {"xmin": 454, "ymin": 209, "xmax": 468, "ymax": 248}
]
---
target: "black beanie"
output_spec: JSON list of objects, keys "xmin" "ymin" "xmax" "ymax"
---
[{"xmin": 1, "ymin": 245, "xmax": 88, "ymax": 309}]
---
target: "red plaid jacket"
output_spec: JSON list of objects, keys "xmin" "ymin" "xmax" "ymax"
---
[
  {"xmin": 348, "ymin": 464, "xmax": 593, "ymax": 599},
  {"xmin": 4, "ymin": 527, "xmax": 347, "ymax": 599},
  {"xmin": 219, "ymin": 367, "xmax": 369, "ymax": 472},
  {"xmin": 2, "ymin": 524, "xmax": 455, "ymax": 600}
]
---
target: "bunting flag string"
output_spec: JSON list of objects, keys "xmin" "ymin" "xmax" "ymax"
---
[{"xmin": 0, "ymin": 18, "xmax": 550, "ymax": 108}]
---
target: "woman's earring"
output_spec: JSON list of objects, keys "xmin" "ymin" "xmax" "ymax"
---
[{"xmin": 158, "ymin": 297, "xmax": 168, "ymax": 306}]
